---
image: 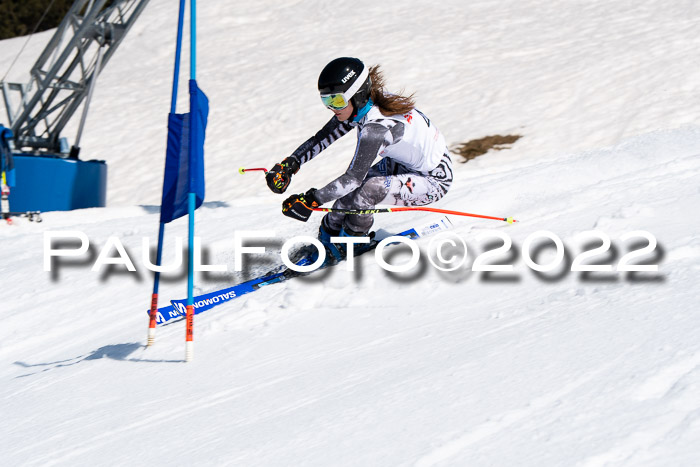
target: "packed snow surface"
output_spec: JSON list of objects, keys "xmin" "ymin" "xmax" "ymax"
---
[{"xmin": 1, "ymin": 1, "xmax": 700, "ymax": 465}]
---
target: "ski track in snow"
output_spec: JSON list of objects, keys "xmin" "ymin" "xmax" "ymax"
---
[{"xmin": 415, "ymin": 356, "xmax": 627, "ymax": 467}]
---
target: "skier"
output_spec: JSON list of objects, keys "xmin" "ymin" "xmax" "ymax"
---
[{"xmin": 266, "ymin": 57, "xmax": 453, "ymax": 263}]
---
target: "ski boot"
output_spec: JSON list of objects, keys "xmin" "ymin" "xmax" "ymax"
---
[
  {"xmin": 312, "ymin": 221, "xmax": 344, "ymax": 267},
  {"xmin": 311, "ymin": 221, "xmax": 376, "ymax": 267},
  {"xmin": 336, "ymin": 226, "xmax": 376, "ymax": 258}
]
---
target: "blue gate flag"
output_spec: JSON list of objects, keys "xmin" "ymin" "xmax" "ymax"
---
[{"xmin": 159, "ymin": 80, "xmax": 209, "ymax": 224}]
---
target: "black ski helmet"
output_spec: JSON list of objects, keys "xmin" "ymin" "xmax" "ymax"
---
[{"xmin": 318, "ymin": 57, "xmax": 372, "ymax": 116}]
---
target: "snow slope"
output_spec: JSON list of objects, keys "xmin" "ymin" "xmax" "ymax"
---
[{"xmin": 2, "ymin": 0, "xmax": 700, "ymax": 465}]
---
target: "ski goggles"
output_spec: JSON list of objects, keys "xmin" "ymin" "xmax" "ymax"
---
[
  {"xmin": 319, "ymin": 66, "xmax": 369, "ymax": 110},
  {"xmin": 320, "ymin": 93, "xmax": 351, "ymax": 110}
]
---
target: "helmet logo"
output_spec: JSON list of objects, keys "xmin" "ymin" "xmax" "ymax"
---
[{"xmin": 341, "ymin": 70, "xmax": 356, "ymax": 83}]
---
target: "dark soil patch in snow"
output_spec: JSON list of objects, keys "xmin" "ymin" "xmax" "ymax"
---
[{"xmin": 452, "ymin": 134, "xmax": 522, "ymax": 162}]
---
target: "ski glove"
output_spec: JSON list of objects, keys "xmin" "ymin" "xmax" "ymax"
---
[
  {"xmin": 266, "ymin": 157, "xmax": 300, "ymax": 194},
  {"xmin": 282, "ymin": 188, "xmax": 320, "ymax": 222}
]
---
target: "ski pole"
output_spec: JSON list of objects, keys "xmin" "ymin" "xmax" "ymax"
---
[
  {"xmin": 313, "ymin": 206, "xmax": 517, "ymax": 224},
  {"xmin": 236, "ymin": 168, "xmax": 517, "ymax": 223},
  {"xmin": 238, "ymin": 167, "xmax": 268, "ymax": 174}
]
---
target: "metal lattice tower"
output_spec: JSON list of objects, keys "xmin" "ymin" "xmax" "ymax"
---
[{"xmin": 1, "ymin": 0, "xmax": 150, "ymax": 154}]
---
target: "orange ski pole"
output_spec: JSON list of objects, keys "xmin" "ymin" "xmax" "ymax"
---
[{"xmin": 313, "ymin": 206, "xmax": 517, "ymax": 224}]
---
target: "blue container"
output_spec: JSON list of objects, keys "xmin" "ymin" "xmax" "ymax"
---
[{"xmin": 8, "ymin": 154, "xmax": 107, "ymax": 212}]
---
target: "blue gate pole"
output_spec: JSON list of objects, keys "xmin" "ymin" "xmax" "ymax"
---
[
  {"xmin": 148, "ymin": 0, "xmax": 187, "ymax": 346},
  {"xmin": 184, "ymin": 0, "xmax": 198, "ymax": 362}
]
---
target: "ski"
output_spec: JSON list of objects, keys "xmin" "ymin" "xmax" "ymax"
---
[{"xmin": 149, "ymin": 216, "xmax": 453, "ymax": 325}]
